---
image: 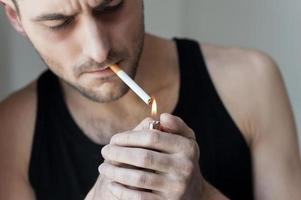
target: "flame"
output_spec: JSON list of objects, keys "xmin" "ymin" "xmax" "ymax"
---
[{"xmin": 151, "ymin": 98, "xmax": 157, "ymax": 117}]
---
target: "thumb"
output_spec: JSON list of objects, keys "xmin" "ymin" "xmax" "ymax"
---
[{"xmin": 159, "ymin": 113, "xmax": 196, "ymax": 139}]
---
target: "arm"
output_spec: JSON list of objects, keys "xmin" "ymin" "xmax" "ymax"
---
[
  {"xmin": 203, "ymin": 45, "xmax": 301, "ymax": 199},
  {"xmin": 249, "ymin": 54, "xmax": 301, "ymax": 199},
  {"xmin": 0, "ymin": 84, "xmax": 37, "ymax": 200}
]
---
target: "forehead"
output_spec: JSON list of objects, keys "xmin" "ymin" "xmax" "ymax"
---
[{"xmin": 21, "ymin": 0, "xmax": 108, "ymax": 15}]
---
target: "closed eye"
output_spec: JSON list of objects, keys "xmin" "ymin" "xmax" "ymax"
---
[
  {"xmin": 94, "ymin": 0, "xmax": 123, "ymax": 14},
  {"xmin": 47, "ymin": 17, "xmax": 74, "ymax": 31}
]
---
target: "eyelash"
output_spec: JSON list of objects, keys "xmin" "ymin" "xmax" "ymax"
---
[
  {"xmin": 100, "ymin": 1, "xmax": 123, "ymax": 14},
  {"xmin": 48, "ymin": 17, "xmax": 74, "ymax": 31},
  {"xmin": 48, "ymin": 1, "xmax": 123, "ymax": 31}
]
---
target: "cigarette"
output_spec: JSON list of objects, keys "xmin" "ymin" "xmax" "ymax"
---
[{"xmin": 110, "ymin": 64, "xmax": 152, "ymax": 105}]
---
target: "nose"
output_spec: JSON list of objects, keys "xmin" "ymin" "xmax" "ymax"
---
[{"xmin": 81, "ymin": 17, "xmax": 111, "ymax": 64}]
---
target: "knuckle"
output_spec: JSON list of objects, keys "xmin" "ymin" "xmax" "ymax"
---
[
  {"xmin": 142, "ymin": 151, "xmax": 154, "ymax": 166},
  {"xmin": 186, "ymin": 139, "xmax": 199, "ymax": 158},
  {"xmin": 136, "ymin": 173, "xmax": 148, "ymax": 186},
  {"xmin": 124, "ymin": 132, "xmax": 131, "ymax": 144},
  {"xmin": 134, "ymin": 192, "xmax": 144, "ymax": 200},
  {"xmin": 146, "ymin": 132, "xmax": 160, "ymax": 145}
]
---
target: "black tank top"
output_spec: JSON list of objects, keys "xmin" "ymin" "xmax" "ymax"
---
[{"xmin": 29, "ymin": 39, "xmax": 253, "ymax": 200}]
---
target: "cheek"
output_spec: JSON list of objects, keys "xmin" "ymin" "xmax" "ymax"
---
[
  {"xmin": 42, "ymin": 49, "xmax": 77, "ymax": 82},
  {"xmin": 24, "ymin": 24, "xmax": 79, "ymax": 77},
  {"xmin": 110, "ymin": 2, "xmax": 144, "ymax": 55}
]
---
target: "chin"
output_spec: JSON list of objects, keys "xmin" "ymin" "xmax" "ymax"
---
[{"xmin": 77, "ymin": 81, "xmax": 130, "ymax": 103}]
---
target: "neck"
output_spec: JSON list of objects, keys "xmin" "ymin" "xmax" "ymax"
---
[{"xmin": 60, "ymin": 34, "xmax": 179, "ymax": 143}]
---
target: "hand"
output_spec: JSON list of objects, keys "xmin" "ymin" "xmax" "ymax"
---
[
  {"xmin": 99, "ymin": 113, "xmax": 206, "ymax": 200},
  {"xmin": 85, "ymin": 172, "xmax": 120, "ymax": 200}
]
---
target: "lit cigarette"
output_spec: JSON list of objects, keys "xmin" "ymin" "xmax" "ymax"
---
[{"xmin": 110, "ymin": 64, "xmax": 152, "ymax": 105}]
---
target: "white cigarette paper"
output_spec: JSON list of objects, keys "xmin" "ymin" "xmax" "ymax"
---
[{"xmin": 110, "ymin": 64, "xmax": 152, "ymax": 105}]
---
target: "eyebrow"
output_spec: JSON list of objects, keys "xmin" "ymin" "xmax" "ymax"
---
[
  {"xmin": 32, "ymin": 13, "xmax": 71, "ymax": 22},
  {"xmin": 32, "ymin": 0, "xmax": 112, "ymax": 22}
]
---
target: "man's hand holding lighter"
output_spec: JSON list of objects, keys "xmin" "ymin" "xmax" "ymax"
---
[
  {"xmin": 84, "ymin": 64, "xmax": 229, "ymax": 200},
  {"xmin": 89, "ymin": 113, "xmax": 228, "ymax": 200}
]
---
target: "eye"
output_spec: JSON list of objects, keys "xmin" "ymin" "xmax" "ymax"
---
[
  {"xmin": 47, "ymin": 18, "xmax": 73, "ymax": 31},
  {"xmin": 94, "ymin": 0, "xmax": 123, "ymax": 14}
]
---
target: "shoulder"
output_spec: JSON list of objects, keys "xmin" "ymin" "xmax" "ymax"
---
[
  {"xmin": 201, "ymin": 43, "xmax": 289, "ymax": 145},
  {"xmin": 202, "ymin": 44, "xmax": 280, "ymax": 97},
  {"xmin": 0, "ymin": 81, "xmax": 37, "ymax": 182},
  {"xmin": 201, "ymin": 43, "xmax": 278, "ymax": 79},
  {"xmin": 0, "ymin": 81, "xmax": 37, "ymax": 135},
  {"xmin": 200, "ymin": 44, "xmax": 301, "ymax": 198}
]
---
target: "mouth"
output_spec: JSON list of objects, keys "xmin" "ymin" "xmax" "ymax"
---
[
  {"xmin": 86, "ymin": 66, "xmax": 111, "ymax": 73},
  {"xmin": 82, "ymin": 62, "xmax": 123, "ymax": 79},
  {"xmin": 85, "ymin": 60, "xmax": 124, "ymax": 73},
  {"xmin": 84, "ymin": 67, "xmax": 114, "ymax": 78}
]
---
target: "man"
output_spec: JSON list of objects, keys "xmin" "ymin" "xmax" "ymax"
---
[{"xmin": 0, "ymin": 0, "xmax": 300, "ymax": 199}]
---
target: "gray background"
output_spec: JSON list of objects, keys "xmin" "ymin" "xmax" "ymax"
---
[{"xmin": 1, "ymin": 0, "xmax": 300, "ymax": 147}]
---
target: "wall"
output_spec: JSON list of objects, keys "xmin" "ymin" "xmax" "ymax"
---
[
  {"xmin": 0, "ymin": 8, "xmax": 46, "ymax": 99},
  {"xmin": 182, "ymin": 0, "xmax": 301, "ymax": 145}
]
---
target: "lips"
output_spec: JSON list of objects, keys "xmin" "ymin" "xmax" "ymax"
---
[
  {"xmin": 86, "ymin": 66, "xmax": 110, "ymax": 73},
  {"xmin": 81, "ymin": 64, "xmax": 118, "ymax": 79}
]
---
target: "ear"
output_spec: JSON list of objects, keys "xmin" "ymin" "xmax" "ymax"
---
[{"xmin": 1, "ymin": 0, "xmax": 26, "ymax": 36}]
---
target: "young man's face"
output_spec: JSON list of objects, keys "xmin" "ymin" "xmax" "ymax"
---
[{"xmin": 16, "ymin": 0, "xmax": 145, "ymax": 102}]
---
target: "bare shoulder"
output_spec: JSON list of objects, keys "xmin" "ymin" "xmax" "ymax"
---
[
  {"xmin": 201, "ymin": 43, "xmax": 301, "ymax": 199},
  {"xmin": 201, "ymin": 43, "xmax": 292, "ymax": 146},
  {"xmin": 0, "ymin": 82, "xmax": 37, "ymax": 184},
  {"xmin": 202, "ymin": 43, "xmax": 278, "ymax": 76},
  {"xmin": 0, "ymin": 81, "xmax": 37, "ymax": 135}
]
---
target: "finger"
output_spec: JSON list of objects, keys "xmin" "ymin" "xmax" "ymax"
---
[
  {"xmin": 101, "ymin": 145, "xmax": 173, "ymax": 173},
  {"xmin": 109, "ymin": 182, "xmax": 162, "ymax": 200},
  {"xmin": 99, "ymin": 162, "xmax": 170, "ymax": 192},
  {"xmin": 110, "ymin": 130, "xmax": 194, "ymax": 154},
  {"xmin": 133, "ymin": 117, "xmax": 155, "ymax": 131},
  {"xmin": 160, "ymin": 113, "xmax": 196, "ymax": 139}
]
